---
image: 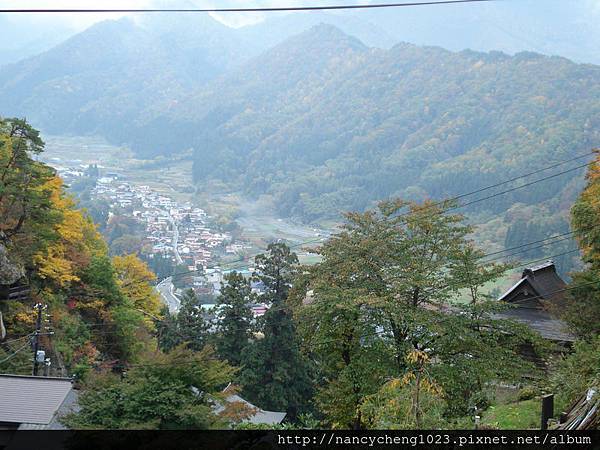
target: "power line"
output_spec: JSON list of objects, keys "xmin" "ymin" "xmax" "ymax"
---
[
  {"xmin": 0, "ymin": 333, "xmax": 33, "ymax": 345},
  {"xmin": 392, "ymin": 150, "xmax": 596, "ymax": 219},
  {"xmin": 0, "ymin": 341, "xmax": 31, "ymax": 365},
  {"xmin": 160, "ymin": 151, "xmax": 596, "ymax": 281},
  {"xmin": 482, "ymin": 235, "xmax": 575, "ymax": 263},
  {"xmin": 441, "ymin": 151, "xmax": 593, "ymax": 205},
  {"xmin": 0, "ymin": 0, "xmax": 497, "ymax": 14},
  {"xmin": 447, "ymin": 162, "xmax": 590, "ymax": 213}
]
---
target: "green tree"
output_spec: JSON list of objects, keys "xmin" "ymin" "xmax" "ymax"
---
[
  {"xmin": 564, "ymin": 151, "xmax": 600, "ymax": 338},
  {"xmin": 0, "ymin": 118, "xmax": 57, "ymax": 264},
  {"xmin": 239, "ymin": 243, "xmax": 314, "ymax": 420},
  {"xmin": 160, "ymin": 289, "xmax": 209, "ymax": 352},
  {"xmin": 63, "ymin": 346, "xmax": 237, "ymax": 429},
  {"xmin": 215, "ymin": 271, "xmax": 255, "ymax": 367},
  {"xmin": 551, "ymin": 336, "xmax": 600, "ymax": 405},
  {"xmin": 177, "ymin": 289, "xmax": 209, "ymax": 352},
  {"xmin": 300, "ymin": 199, "xmax": 540, "ymax": 427}
]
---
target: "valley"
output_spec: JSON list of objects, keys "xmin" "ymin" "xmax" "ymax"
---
[{"xmin": 40, "ymin": 134, "xmax": 329, "ymax": 264}]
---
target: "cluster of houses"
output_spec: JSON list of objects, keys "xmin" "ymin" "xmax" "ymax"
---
[
  {"xmin": 93, "ymin": 176, "xmax": 235, "ymax": 269},
  {"xmin": 49, "ymin": 162, "xmax": 267, "ymax": 314}
]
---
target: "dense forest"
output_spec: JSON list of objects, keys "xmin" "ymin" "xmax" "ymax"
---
[
  {"xmin": 169, "ymin": 24, "xmax": 599, "ymax": 225},
  {"xmin": 1, "ymin": 119, "xmax": 598, "ymax": 430}
]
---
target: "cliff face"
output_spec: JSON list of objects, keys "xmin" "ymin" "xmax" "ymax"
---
[{"xmin": 0, "ymin": 242, "xmax": 24, "ymax": 286}]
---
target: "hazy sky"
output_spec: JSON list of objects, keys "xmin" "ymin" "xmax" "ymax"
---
[
  {"xmin": 1, "ymin": 0, "xmax": 600, "ymax": 64},
  {"xmin": 3, "ymin": 0, "xmax": 600, "ymax": 29},
  {"xmin": 0, "ymin": 0, "xmax": 344, "ymax": 29}
]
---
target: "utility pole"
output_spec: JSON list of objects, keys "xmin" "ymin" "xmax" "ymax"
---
[{"xmin": 31, "ymin": 302, "xmax": 43, "ymax": 376}]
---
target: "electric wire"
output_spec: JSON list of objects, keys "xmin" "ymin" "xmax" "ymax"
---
[{"xmin": 0, "ymin": 0, "xmax": 499, "ymax": 14}]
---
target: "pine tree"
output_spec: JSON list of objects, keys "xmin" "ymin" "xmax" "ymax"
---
[
  {"xmin": 239, "ymin": 243, "xmax": 313, "ymax": 420},
  {"xmin": 215, "ymin": 271, "xmax": 255, "ymax": 367},
  {"xmin": 159, "ymin": 289, "xmax": 209, "ymax": 352}
]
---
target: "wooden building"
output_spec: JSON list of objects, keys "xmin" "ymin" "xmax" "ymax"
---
[{"xmin": 497, "ymin": 260, "xmax": 575, "ymax": 344}]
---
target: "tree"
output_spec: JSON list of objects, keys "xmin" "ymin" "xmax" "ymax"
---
[
  {"xmin": 361, "ymin": 356, "xmax": 447, "ymax": 430},
  {"xmin": 239, "ymin": 243, "xmax": 314, "ymax": 420},
  {"xmin": 113, "ymin": 254, "xmax": 163, "ymax": 328},
  {"xmin": 300, "ymin": 199, "xmax": 541, "ymax": 427},
  {"xmin": 551, "ymin": 152, "xmax": 600, "ymax": 409},
  {"xmin": 62, "ymin": 346, "xmax": 238, "ymax": 429},
  {"xmin": 551, "ymin": 336, "xmax": 600, "ymax": 405},
  {"xmin": 160, "ymin": 289, "xmax": 209, "ymax": 352},
  {"xmin": 0, "ymin": 119, "xmax": 160, "ymax": 378},
  {"xmin": 563, "ymin": 151, "xmax": 600, "ymax": 338},
  {"xmin": 215, "ymin": 271, "xmax": 255, "ymax": 367}
]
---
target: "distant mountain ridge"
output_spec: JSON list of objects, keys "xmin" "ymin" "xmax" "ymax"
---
[{"xmin": 134, "ymin": 24, "xmax": 597, "ymax": 224}]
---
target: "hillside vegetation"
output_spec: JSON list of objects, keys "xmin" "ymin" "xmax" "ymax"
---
[{"xmin": 161, "ymin": 25, "xmax": 599, "ymax": 227}]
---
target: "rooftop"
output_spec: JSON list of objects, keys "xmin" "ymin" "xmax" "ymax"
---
[{"xmin": 0, "ymin": 374, "xmax": 74, "ymax": 426}]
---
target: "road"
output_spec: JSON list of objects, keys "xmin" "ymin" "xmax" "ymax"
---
[
  {"xmin": 169, "ymin": 215, "xmax": 183, "ymax": 265},
  {"xmin": 156, "ymin": 277, "xmax": 180, "ymax": 313}
]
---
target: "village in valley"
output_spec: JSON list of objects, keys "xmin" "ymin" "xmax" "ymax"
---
[{"xmin": 51, "ymin": 160, "xmax": 269, "ymax": 317}]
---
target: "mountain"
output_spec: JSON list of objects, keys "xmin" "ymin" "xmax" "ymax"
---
[
  {"xmin": 353, "ymin": 0, "xmax": 600, "ymax": 65},
  {"xmin": 1, "ymin": 19, "xmax": 599, "ymax": 276},
  {"xmin": 0, "ymin": 16, "xmax": 77, "ymax": 66},
  {"xmin": 125, "ymin": 25, "xmax": 598, "ymax": 227},
  {"xmin": 0, "ymin": 14, "xmax": 246, "ymax": 140},
  {"xmin": 237, "ymin": 10, "xmax": 397, "ymax": 50}
]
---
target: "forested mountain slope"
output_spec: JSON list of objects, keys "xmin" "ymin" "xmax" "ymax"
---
[
  {"xmin": 1, "ymin": 21, "xmax": 598, "ymax": 273},
  {"xmin": 0, "ymin": 14, "xmax": 247, "ymax": 141},
  {"xmin": 144, "ymin": 25, "xmax": 599, "ymax": 226}
]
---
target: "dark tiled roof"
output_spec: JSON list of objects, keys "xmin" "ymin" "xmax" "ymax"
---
[
  {"xmin": 497, "ymin": 261, "xmax": 574, "ymax": 342},
  {"xmin": 497, "ymin": 308, "xmax": 575, "ymax": 342},
  {"xmin": 499, "ymin": 260, "xmax": 567, "ymax": 304},
  {"xmin": 522, "ymin": 261, "xmax": 567, "ymax": 303},
  {"xmin": 0, "ymin": 374, "xmax": 73, "ymax": 425}
]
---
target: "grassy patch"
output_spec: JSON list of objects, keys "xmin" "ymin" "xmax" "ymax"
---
[
  {"xmin": 482, "ymin": 399, "xmax": 541, "ymax": 429},
  {"xmin": 482, "ymin": 392, "xmax": 569, "ymax": 430}
]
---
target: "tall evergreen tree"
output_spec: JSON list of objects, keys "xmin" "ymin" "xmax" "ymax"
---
[
  {"xmin": 239, "ymin": 243, "xmax": 313, "ymax": 420},
  {"xmin": 215, "ymin": 271, "xmax": 255, "ymax": 367},
  {"xmin": 159, "ymin": 289, "xmax": 209, "ymax": 352}
]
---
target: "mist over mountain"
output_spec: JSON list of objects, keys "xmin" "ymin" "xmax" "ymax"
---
[
  {"xmin": 0, "ymin": 14, "xmax": 249, "ymax": 139},
  {"xmin": 0, "ymin": 16, "xmax": 76, "ymax": 65},
  {"xmin": 2, "ymin": 0, "xmax": 599, "ymax": 67},
  {"xmin": 355, "ymin": 0, "xmax": 600, "ymax": 64}
]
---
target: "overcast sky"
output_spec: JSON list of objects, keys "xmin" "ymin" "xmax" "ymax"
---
[
  {"xmin": 2, "ymin": 0, "xmax": 600, "ymax": 29},
  {"xmin": 0, "ymin": 0, "xmax": 347, "ymax": 29}
]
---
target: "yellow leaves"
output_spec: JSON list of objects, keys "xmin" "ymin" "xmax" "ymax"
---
[
  {"xmin": 406, "ymin": 349, "xmax": 429, "ymax": 365},
  {"xmin": 31, "ymin": 176, "xmax": 108, "ymax": 287},
  {"xmin": 33, "ymin": 242, "xmax": 80, "ymax": 287},
  {"xmin": 401, "ymin": 372, "xmax": 415, "ymax": 385},
  {"xmin": 0, "ymin": 134, "xmax": 13, "ymax": 162},
  {"xmin": 113, "ymin": 254, "xmax": 162, "ymax": 326},
  {"xmin": 421, "ymin": 378, "xmax": 444, "ymax": 398},
  {"xmin": 13, "ymin": 310, "xmax": 36, "ymax": 327},
  {"xmin": 57, "ymin": 208, "xmax": 84, "ymax": 245}
]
